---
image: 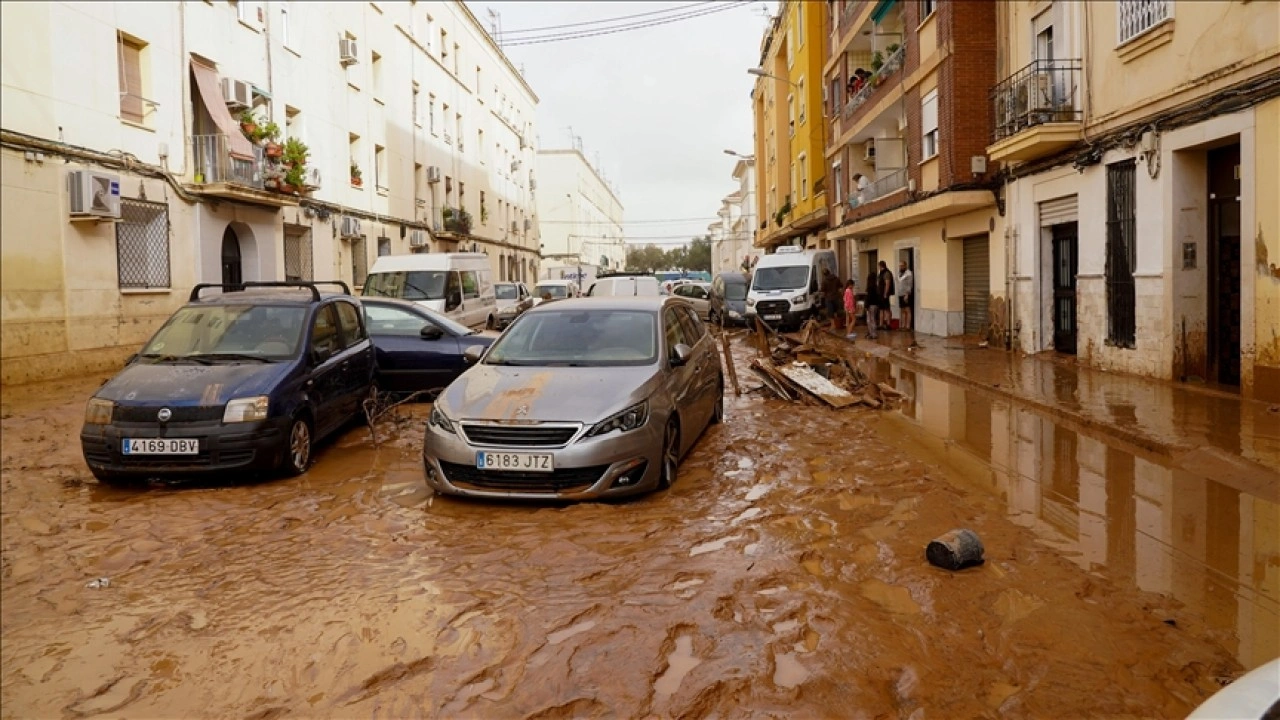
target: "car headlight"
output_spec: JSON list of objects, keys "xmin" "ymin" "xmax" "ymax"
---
[
  {"xmin": 585, "ymin": 401, "xmax": 649, "ymax": 438},
  {"xmin": 791, "ymin": 295, "xmax": 807, "ymax": 305},
  {"xmin": 429, "ymin": 405, "xmax": 456, "ymax": 434},
  {"xmin": 746, "ymin": 298, "xmax": 756, "ymax": 307},
  {"xmin": 84, "ymin": 398, "xmax": 114, "ymax": 425},
  {"xmin": 223, "ymin": 396, "xmax": 269, "ymax": 423}
]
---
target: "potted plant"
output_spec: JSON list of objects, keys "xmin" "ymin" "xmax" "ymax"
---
[
  {"xmin": 350, "ymin": 162, "xmax": 363, "ymax": 187},
  {"xmin": 283, "ymin": 165, "xmax": 307, "ymax": 194},
  {"xmin": 262, "ymin": 164, "xmax": 285, "ymax": 190},
  {"xmin": 886, "ymin": 43, "xmax": 900, "ymax": 56},
  {"xmin": 283, "ymin": 137, "xmax": 309, "ymax": 168},
  {"xmin": 238, "ymin": 109, "xmax": 258, "ymax": 138},
  {"xmin": 870, "ymin": 50, "xmax": 884, "ymax": 73},
  {"xmin": 259, "ymin": 121, "xmax": 282, "ymax": 155}
]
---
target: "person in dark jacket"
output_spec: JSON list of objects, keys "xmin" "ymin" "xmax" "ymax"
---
[
  {"xmin": 864, "ymin": 268, "xmax": 881, "ymax": 339},
  {"xmin": 877, "ymin": 260, "xmax": 896, "ymax": 330}
]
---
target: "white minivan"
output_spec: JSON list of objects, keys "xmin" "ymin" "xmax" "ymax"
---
[
  {"xmin": 745, "ymin": 246, "xmax": 837, "ymax": 330},
  {"xmin": 585, "ymin": 274, "xmax": 661, "ymax": 298},
  {"xmin": 362, "ymin": 253, "xmax": 497, "ymax": 328}
]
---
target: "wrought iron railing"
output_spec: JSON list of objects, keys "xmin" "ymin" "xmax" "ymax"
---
[
  {"xmin": 848, "ymin": 168, "xmax": 907, "ymax": 208},
  {"xmin": 1119, "ymin": 0, "xmax": 1169, "ymax": 44},
  {"xmin": 191, "ymin": 134, "xmax": 263, "ymax": 188},
  {"xmin": 842, "ymin": 42, "xmax": 906, "ymax": 119},
  {"xmin": 990, "ymin": 59, "xmax": 1083, "ymax": 142}
]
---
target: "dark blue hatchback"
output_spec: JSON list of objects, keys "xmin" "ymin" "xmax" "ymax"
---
[
  {"xmin": 361, "ymin": 297, "xmax": 494, "ymax": 394},
  {"xmin": 80, "ymin": 281, "xmax": 375, "ymax": 485}
]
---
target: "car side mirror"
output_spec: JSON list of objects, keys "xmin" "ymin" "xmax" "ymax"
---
[
  {"xmin": 420, "ymin": 325, "xmax": 444, "ymax": 341},
  {"xmin": 671, "ymin": 343, "xmax": 693, "ymax": 367},
  {"xmin": 311, "ymin": 345, "xmax": 333, "ymax": 365},
  {"xmin": 462, "ymin": 344, "xmax": 484, "ymax": 365}
]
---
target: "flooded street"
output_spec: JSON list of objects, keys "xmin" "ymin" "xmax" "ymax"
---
[{"xmin": 2, "ymin": 338, "xmax": 1276, "ymax": 718}]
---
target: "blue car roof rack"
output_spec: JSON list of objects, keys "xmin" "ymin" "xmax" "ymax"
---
[{"xmin": 189, "ymin": 280, "xmax": 352, "ymax": 302}]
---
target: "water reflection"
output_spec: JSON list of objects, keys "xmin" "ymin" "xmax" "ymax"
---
[{"xmin": 884, "ymin": 367, "xmax": 1280, "ymax": 670}]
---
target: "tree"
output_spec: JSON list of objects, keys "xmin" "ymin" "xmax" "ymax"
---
[
  {"xmin": 625, "ymin": 244, "xmax": 667, "ymax": 274},
  {"xmin": 684, "ymin": 235, "xmax": 711, "ymax": 273}
]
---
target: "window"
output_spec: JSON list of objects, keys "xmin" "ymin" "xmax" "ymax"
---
[
  {"xmin": 456, "ymin": 113, "xmax": 463, "ymax": 151},
  {"xmin": 798, "ymin": 78, "xmax": 806, "ymax": 124},
  {"xmin": 371, "ymin": 50, "xmax": 383, "ymax": 100},
  {"xmin": 440, "ymin": 28, "xmax": 448, "ymax": 60},
  {"xmin": 116, "ymin": 33, "xmax": 146, "ymax": 124},
  {"xmin": 921, "ymin": 89, "xmax": 939, "ymax": 160},
  {"xmin": 334, "ymin": 300, "xmax": 366, "ymax": 348},
  {"xmin": 1118, "ymin": 0, "xmax": 1170, "ymax": 44},
  {"xmin": 414, "ymin": 163, "xmax": 423, "ymax": 204},
  {"xmin": 833, "ymin": 161, "xmax": 843, "ymax": 203},
  {"xmin": 788, "ymin": 93, "xmax": 795, "ymax": 136},
  {"xmin": 461, "ymin": 270, "xmax": 479, "ymax": 299},
  {"xmin": 799, "ymin": 154, "xmax": 808, "ymax": 199},
  {"xmin": 1105, "ymin": 160, "xmax": 1137, "ymax": 347},
  {"xmin": 425, "ymin": 14, "xmax": 434, "ymax": 49},
  {"xmin": 663, "ymin": 308, "xmax": 689, "ymax": 361},
  {"xmin": 234, "ymin": 0, "xmax": 250, "ymax": 24},
  {"xmin": 285, "ymin": 106, "xmax": 301, "ymax": 141},
  {"xmin": 349, "ymin": 133, "xmax": 361, "ymax": 184},
  {"xmin": 374, "ymin": 144, "xmax": 386, "ymax": 191},
  {"xmin": 453, "ymin": 43, "xmax": 460, "ymax": 75},
  {"xmin": 442, "ymin": 103, "xmax": 450, "ymax": 142},
  {"xmin": 480, "ymin": 191, "xmax": 487, "ymax": 223},
  {"xmin": 676, "ymin": 305, "xmax": 706, "ymax": 342},
  {"xmin": 377, "ymin": 236, "xmax": 391, "ymax": 257},
  {"xmin": 796, "ymin": 1, "xmax": 803, "ymax": 44},
  {"xmin": 364, "ymin": 304, "xmax": 432, "ymax": 337},
  {"xmin": 477, "ymin": 129, "xmax": 485, "ymax": 163},
  {"xmin": 445, "ymin": 175, "xmax": 453, "ymax": 206},
  {"xmin": 920, "ymin": 0, "xmax": 936, "ymax": 21},
  {"xmin": 429, "ymin": 94, "xmax": 436, "ymax": 134},
  {"xmin": 116, "ymin": 198, "xmax": 169, "ymax": 289},
  {"xmin": 280, "ymin": 5, "xmax": 291, "ymax": 48},
  {"xmin": 459, "ymin": 181, "xmax": 465, "ymax": 210},
  {"xmin": 790, "ymin": 163, "xmax": 796, "ymax": 202},
  {"xmin": 412, "ymin": 83, "xmax": 421, "ymax": 127},
  {"xmin": 311, "ymin": 306, "xmax": 340, "ymax": 357},
  {"xmin": 475, "ymin": 66, "xmax": 482, "ymax": 94},
  {"xmin": 284, "ymin": 227, "xmax": 313, "ymax": 281}
]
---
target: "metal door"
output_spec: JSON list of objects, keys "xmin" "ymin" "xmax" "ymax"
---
[
  {"xmin": 1208, "ymin": 144, "xmax": 1241, "ymax": 386},
  {"xmin": 221, "ymin": 227, "xmax": 242, "ymax": 289},
  {"xmin": 963, "ymin": 236, "xmax": 990, "ymax": 336},
  {"xmin": 1052, "ymin": 223, "xmax": 1079, "ymax": 354}
]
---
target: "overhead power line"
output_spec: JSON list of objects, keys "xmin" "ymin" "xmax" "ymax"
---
[
  {"xmin": 503, "ymin": 3, "xmax": 750, "ymax": 46},
  {"xmin": 539, "ymin": 216, "xmax": 727, "ymax": 225},
  {"xmin": 497, "ymin": 2, "xmax": 716, "ymax": 36}
]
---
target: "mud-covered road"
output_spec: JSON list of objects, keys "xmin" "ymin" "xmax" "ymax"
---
[{"xmin": 2, "ymin": 338, "xmax": 1272, "ymax": 718}]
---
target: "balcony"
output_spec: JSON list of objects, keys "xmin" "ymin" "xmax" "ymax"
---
[
  {"xmin": 987, "ymin": 59, "xmax": 1084, "ymax": 164},
  {"xmin": 848, "ymin": 167, "xmax": 907, "ymax": 209},
  {"xmin": 189, "ymin": 135, "xmax": 298, "ymax": 207},
  {"xmin": 843, "ymin": 42, "xmax": 905, "ymax": 122}
]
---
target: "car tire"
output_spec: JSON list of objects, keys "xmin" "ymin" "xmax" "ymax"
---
[
  {"xmin": 711, "ymin": 377, "xmax": 724, "ymax": 425},
  {"xmin": 282, "ymin": 415, "xmax": 313, "ymax": 476},
  {"xmin": 658, "ymin": 419, "xmax": 680, "ymax": 491}
]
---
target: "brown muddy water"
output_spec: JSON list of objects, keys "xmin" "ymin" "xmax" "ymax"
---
[{"xmin": 1, "ymin": 339, "xmax": 1275, "ymax": 718}]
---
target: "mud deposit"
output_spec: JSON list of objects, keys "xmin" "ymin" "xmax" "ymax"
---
[{"xmin": 1, "ymin": 339, "xmax": 1270, "ymax": 719}]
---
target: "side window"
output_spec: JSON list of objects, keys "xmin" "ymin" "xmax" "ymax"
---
[
  {"xmin": 676, "ymin": 306, "xmax": 706, "ymax": 343},
  {"xmin": 445, "ymin": 271, "xmax": 462, "ymax": 306},
  {"xmin": 809, "ymin": 268, "xmax": 819, "ymax": 293},
  {"xmin": 674, "ymin": 285, "xmax": 690, "ymax": 298},
  {"xmin": 364, "ymin": 305, "xmax": 428, "ymax": 337},
  {"xmin": 461, "ymin": 270, "xmax": 479, "ymax": 299},
  {"xmin": 691, "ymin": 286, "xmax": 708, "ymax": 299},
  {"xmin": 310, "ymin": 305, "xmax": 340, "ymax": 357},
  {"xmin": 478, "ymin": 269, "xmax": 492, "ymax": 297},
  {"xmin": 663, "ymin": 308, "xmax": 689, "ymax": 361},
  {"xmin": 334, "ymin": 301, "xmax": 365, "ymax": 347}
]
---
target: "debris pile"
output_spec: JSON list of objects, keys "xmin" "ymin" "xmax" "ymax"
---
[{"xmin": 747, "ymin": 319, "xmax": 903, "ymax": 409}]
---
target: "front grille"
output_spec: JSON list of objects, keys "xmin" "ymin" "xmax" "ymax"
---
[
  {"xmin": 113, "ymin": 405, "xmax": 223, "ymax": 423},
  {"xmin": 439, "ymin": 461, "xmax": 607, "ymax": 494},
  {"xmin": 461, "ymin": 424, "xmax": 579, "ymax": 447},
  {"xmin": 756, "ymin": 300, "xmax": 791, "ymax": 315}
]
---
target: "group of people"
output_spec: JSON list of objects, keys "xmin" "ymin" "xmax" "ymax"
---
[
  {"xmin": 846, "ymin": 68, "xmax": 872, "ymax": 97},
  {"xmin": 819, "ymin": 260, "xmax": 914, "ymax": 340}
]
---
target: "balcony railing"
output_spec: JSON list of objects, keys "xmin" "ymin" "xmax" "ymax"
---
[
  {"xmin": 842, "ymin": 42, "xmax": 906, "ymax": 119},
  {"xmin": 991, "ymin": 59, "xmax": 1083, "ymax": 142},
  {"xmin": 191, "ymin": 134, "xmax": 263, "ymax": 188},
  {"xmin": 848, "ymin": 168, "xmax": 907, "ymax": 208}
]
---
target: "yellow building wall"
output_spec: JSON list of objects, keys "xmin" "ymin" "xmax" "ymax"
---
[
  {"xmin": 1253, "ymin": 98, "xmax": 1280, "ymax": 400},
  {"xmin": 787, "ymin": 0, "xmax": 827, "ymax": 219}
]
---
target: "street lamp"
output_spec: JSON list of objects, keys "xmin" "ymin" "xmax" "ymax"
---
[
  {"xmin": 724, "ymin": 149, "xmax": 755, "ymax": 159},
  {"xmin": 748, "ymin": 67, "xmax": 800, "ymax": 88}
]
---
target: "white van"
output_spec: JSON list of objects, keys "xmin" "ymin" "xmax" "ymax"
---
[
  {"xmin": 585, "ymin": 275, "xmax": 661, "ymax": 297},
  {"xmin": 362, "ymin": 253, "xmax": 496, "ymax": 328},
  {"xmin": 531, "ymin": 279, "xmax": 580, "ymax": 306},
  {"xmin": 745, "ymin": 246, "xmax": 837, "ymax": 330}
]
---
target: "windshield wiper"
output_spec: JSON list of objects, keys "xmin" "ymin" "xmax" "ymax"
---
[
  {"xmin": 189, "ymin": 353, "xmax": 272, "ymax": 363},
  {"xmin": 141, "ymin": 353, "xmax": 213, "ymax": 365}
]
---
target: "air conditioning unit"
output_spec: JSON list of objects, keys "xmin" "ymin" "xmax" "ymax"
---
[
  {"xmin": 409, "ymin": 229, "xmax": 428, "ymax": 247},
  {"xmin": 523, "ymin": 219, "xmax": 533, "ymax": 231},
  {"xmin": 307, "ymin": 167, "xmax": 322, "ymax": 189},
  {"xmin": 863, "ymin": 140, "xmax": 876, "ymax": 162},
  {"xmin": 426, "ymin": 166, "xmax": 441, "ymax": 183},
  {"xmin": 340, "ymin": 216, "xmax": 362, "ymax": 238},
  {"xmin": 339, "ymin": 37, "xmax": 359, "ymax": 66},
  {"xmin": 221, "ymin": 77, "xmax": 251, "ymax": 110},
  {"xmin": 510, "ymin": 160, "xmax": 520, "ymax": 173},
  {"xmin": 68, "ymin": 170, "xmax": 121, "ymax": 220}
]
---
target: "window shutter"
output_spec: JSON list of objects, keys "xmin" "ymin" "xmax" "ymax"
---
[{"xmin": 118, "ymin": 38, "xmax": 144, "ymax": 123}]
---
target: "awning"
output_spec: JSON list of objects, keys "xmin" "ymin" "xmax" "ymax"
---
[
  {"xmin": 870, "ymin": 0, "xmax": 898, "ymax": 25},
  {"xmin": 190, "ymin": 59, "xmax": 255, "ymax": 160}
]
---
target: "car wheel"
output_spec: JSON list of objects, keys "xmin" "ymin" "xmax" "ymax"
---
[
  {"xmin": 658, "ymin": 419, "xmax": 680, "ymax": 490},
  {"xmin": 711, "ymin": 377, "xmax": 724, "ymax": 424},
  {"xmin": 283, "ymin": 415, "xmax": 312, "ymax": 476}
]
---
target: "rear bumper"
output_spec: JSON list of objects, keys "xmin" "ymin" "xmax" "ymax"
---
[{"xmin": 80, "ymin": 418, "xmax": 290, "ymax": 478}]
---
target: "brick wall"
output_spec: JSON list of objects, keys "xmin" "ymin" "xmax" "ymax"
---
[{"xmin": 939, "ymin": 0, "xmax": 997, "ymax": 188}]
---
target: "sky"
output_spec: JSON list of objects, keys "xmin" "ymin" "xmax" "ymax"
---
[{"xmin": 464, "ymin": 1, "xmax": 777, "ymax": 248}]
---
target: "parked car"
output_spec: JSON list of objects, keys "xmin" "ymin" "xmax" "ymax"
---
[
  {"xmin": 361, "ymin": 298, "xmax": 495, "ymax": 394},
  {"xmin": 745, "ymin": 246, "xmax": 837, "ymax": 331},
  {"xmin": 671, "ymin": 281, "xmax": 712, "ymax": 320},
  {"xmin": 361, "ymin": 252, "xmax": 497, "ymax": 329},
  {"xmin": 493, "ymin": 281, "xmax": 534, "ymax": 330},
  {"xmin": 423, "ymin": 296, "xmax": 724, "ymax": 500},
  {"xmin": 80, "ymin": 281, "xmax": 375, "ymax": 485},
  {"xmin": 532, "ymin": 279, "xmax": 579, "ymax": 305},
  {"xmin": 586, "ymin": 274, "xmax": 661, "ymax": 298},
  {"xmin": 709, "ymin": 272, "xmax": 749, "ymax": 327}
]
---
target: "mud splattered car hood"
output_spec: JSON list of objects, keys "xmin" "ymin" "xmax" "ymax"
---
[{"xmin": 95, "ymin": 361, "xmax": 290, "ymax": 407}]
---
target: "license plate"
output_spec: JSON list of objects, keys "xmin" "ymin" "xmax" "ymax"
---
[
  {"xmin": 476, "ymin": 451, "xmax": 554, "ymax": 473},
  {"xmin": 764, "ymin": 314, "xmax": 782, "ymax": 321},
  {"xmin": 122, "ymin": 438, "xmax": 199, "ymax": 455}
]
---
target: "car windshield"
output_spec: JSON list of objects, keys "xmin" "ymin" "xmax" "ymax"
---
[
  {"xmin": 752, "ymin": 266, "xmax": 810, "ymax": 291},
  {"xmin": 363, "ymin": 270, "xmax": 447, "ymax": 301},
  {"xmin": 484, "ymin": 309, "xmax": 657, "ymax": 367},
  {"xmin": 725, "ymin": 282, "xmax": 748, "ymax": 301},
  {"xmin": 495, "ymin": 284, "xmax": 519, "ymax": 300},
  {"xmin": 535, "ymin": 284, "xmax": 569, "ymax": 299},
  {"xmin": 140, "ymin": 305, "xmax": 306, "ymax": 360}
]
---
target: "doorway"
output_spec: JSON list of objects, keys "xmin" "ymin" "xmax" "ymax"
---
[
  {"xmin": 1207, "ymin": 144, "xmax": 1241, "ymax": 386},
  {"xmin": 1052, "ymin": 222, "xmax": 1078, "ymax": 354},
  {"xmin": 962, "ymin": 235, "xmax": 990, "ymax": 336},
  {"xmin": 221, "ymin": 226, "xmax": 242, "ymax": 289}
]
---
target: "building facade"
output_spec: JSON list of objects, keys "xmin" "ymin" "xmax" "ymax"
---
[
  {"xmin": 534, "ymin": 148, "xmax": 625, "ymax": 283},
  {"xmin": 0, "ymin": 0, "xmax": 539, "ymax": 386},
  {"xmin": 989, "ymin": 0, "xmax": 1280, "ymax": 400},
  {"xmin": 752, "ymin": 0, "xmax": 829, "ymax": 252},
  {"xmin": 823, "ymin": 0, "xmax": 1001, "ymax": 337},
  {"xmin": 711, "ymin": 156, "xmax": 757, "ymax": 275}
]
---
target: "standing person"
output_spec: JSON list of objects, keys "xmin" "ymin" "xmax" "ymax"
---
[
  {"xmin": 843, "ymin": 278, "xmax": 857, "ymax": 338},
  {"xmin": 864, "ymin": 268, "xmax": 881, "ymax": 339},
  {"xmin": 898, "ymin": 260, "xmax": 914, "ymax": 331},
  {"xmin": 822, "ymin": 268, "xmax": 842, "ymax": 331},
  {"xmin": 877, "ymin": 260, "xmax": 895, "ymax": 330}
]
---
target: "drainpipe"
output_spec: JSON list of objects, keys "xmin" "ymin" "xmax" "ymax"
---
[{"xmin": 176, "ymin": 0, "xmax": 188, "ymax": 177}]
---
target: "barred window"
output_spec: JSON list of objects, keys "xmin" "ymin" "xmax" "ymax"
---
[
  {"xmin": 1105, "ymin": 160, "xmax": 1136, "ymax": 347},
  {"xmin": 116, "ymin": 197, "xmax": 170, "ymax": 289},
  {"xmin": 1118, "ymin": 0, "xmax": 1170, "ymax": 45},
  {"xmin": 351, "ymin": 236, "xmax": 368, "ymax": 289},
  {"xmin": 283, "ymin": 228, "xmax": 313, "ymax": 282}
]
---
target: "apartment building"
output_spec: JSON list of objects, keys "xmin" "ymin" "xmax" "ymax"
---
[
  {"xmin": 823, "ymin": 0, "xmax": 1000, "ymax": 338},
  {"xmin": 534, "ymin": 148, "xmax": 625, "ymax": 282},
  {"xmin": 0, "ymin": 1, "xmax": 539, "ymax": 385},
  {"xmin": 989, "ymin": 0, "xmax": 1279, "ymax": 400},
  {"xmin": 711, "ymin": 156, "xmax": 757, "ymax": 274},
  {"xmin": 752, "ymin": 0, "xmax": 828, "ymax": 252}
]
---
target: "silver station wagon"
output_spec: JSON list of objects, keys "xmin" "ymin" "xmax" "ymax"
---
[{"xmin": 422, "ymin": 296, "xmax": 725, "ymax": 499}]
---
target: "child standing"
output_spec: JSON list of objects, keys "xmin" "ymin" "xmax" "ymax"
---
[{"xmin": 843, "ymin": 279, "xmax": 857, "ymax": 338}]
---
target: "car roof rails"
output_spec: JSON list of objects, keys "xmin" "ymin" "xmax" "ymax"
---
[
  {"xmin": 597, "ymin": 271, "xmax": 655, "ymax": 278},
  {"xmin": 189, "ymin": 280, "xmax": 352, "ymax": 302}
]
